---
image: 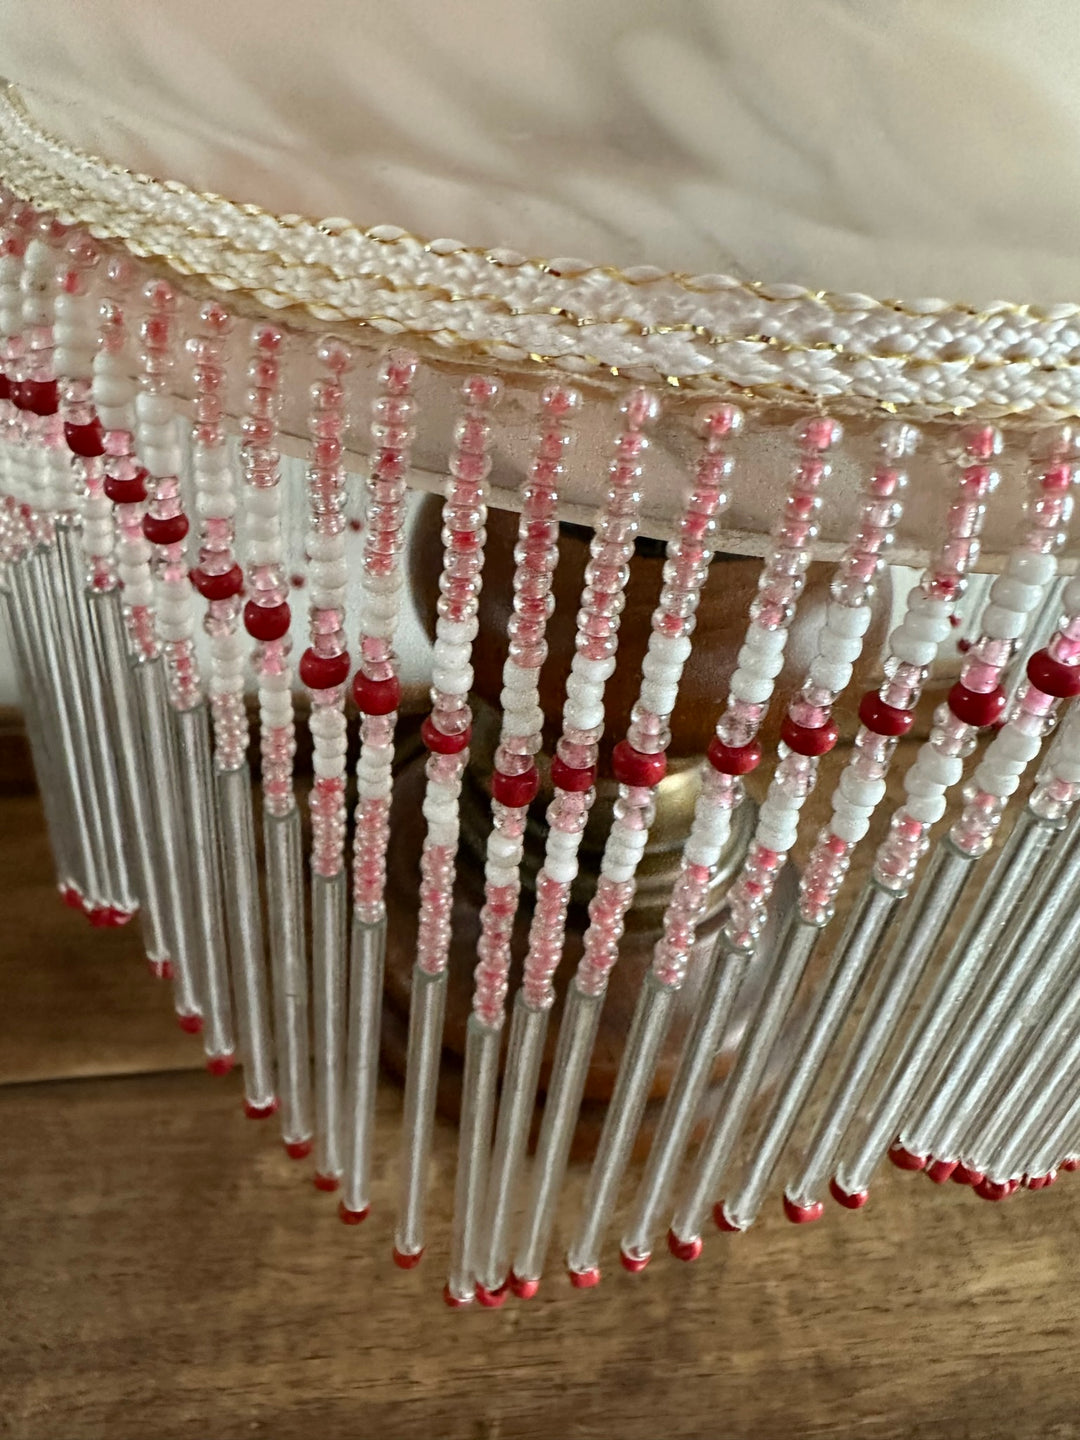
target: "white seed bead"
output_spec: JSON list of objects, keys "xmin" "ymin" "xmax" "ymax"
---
[
  {"xmin": 994, "ymin": 727, "xmax": 1042, "ymax": 764},
  {"xmin": 743, "ymin": 624, "xmax": 787, "ymax": 656},
  {"xmin": 831, "ymin": 798, "xmax": 872, "ymax": 842},
  {"xmin": 825, "ymin": 602, "xmax": 872, "ymax": 639},
  {"xmin": 809, "ymin": 655, "xmax": 853, "ymax": 693},
  {"xmin": 736, "ymin": 644, "xmax": 783, "ymax": 680},
  {"xmin": 818, "ymin": 630, "xmax": 865, "ymax": 664},
  {"xmin": 981, "ymin": 605, "xmax": 1029, "ymax": 642},
  {"xmin": 889, "ymin": 628, "xmax": 938, "ymax": 668},
  {"xmin": 728, "ymin": 666, "xmax": 774, "ymax": 705},
  {"xmin": 838, "ymin": 771, "xmax": 887, "ymax": 809},
  {"xmin": 973, "ymin": 765, "xmax": 1020, "ymax": 798},
  {"xmin": 989, "ymin": 575, "xmax": 1044, "ymax": 613},
  {"xmin": 1006, "ymin": 551, "xmax": 1057, "ymax": 585},
  {"xmin": 648, "ymin": 632, "xmax": 693, "ymax": 665},
  {"xmin": 904, "ymin": 792, "xmax": 947, "ymax": 823},
  {"xmin": 563, "ymin": 696, "xmax": 605, "ymax": 731},
  {"xmin": 428, "ymin": 819, "xmax": 459, "ymax": 848}
]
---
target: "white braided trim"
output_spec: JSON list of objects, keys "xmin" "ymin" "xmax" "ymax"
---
[{"xmin": 5, "ymin": 85, "xmax": 1080, "ymax": 420}]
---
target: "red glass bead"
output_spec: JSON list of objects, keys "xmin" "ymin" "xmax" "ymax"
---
[
  {"xmin": 244, "ymin": 1097, "xmax": 278, "ymax": 1120},
  {"xmin": 619, "ymin": 1248, "xmax": 650, "ymax": 1273},
  {"xmin": 509, "ymin": 1272, "xmax": 540, "ymax": 1300},
  {"xmin": 858, "ymin": 691, "xmax": 914, "ymax": 737},
  {"xmin": 300, "ymin": 648, "xmax": 351, "ymax": 691},
  {"xmin": 60, "ymin": 884, "xmax": 84, "ymax": 911},
  {"xmin": 783, "ymin": 1194, "xmax": 825, "ymax": 1224},
  {"xmin": 1062, "ymin": 1158, "xmax": 1080, "ymax": 1172},
  {"xmin": 337, "ymin": 1201, "xmax": 369, "ymax": 1224},
  {"xmin": 177, "ymin": 1012, "xmax": 203, "ymax": 1035},
  {"xmin": 443, "ymin": 1285, "xmax": 472, "ymax": 1309},
  {"xmin": 64, "ymin": 418, "xmax": 105, "ymax": 457},
  {"xmin": 103, "ymin": 469, "xmax": 148, "ymax": 505},
  {"xmin": 948, "ymin": 681, "xmax": 1006, "ymax": 728},
  {"xmin": 1027, "ymin": 648, "xmax": 1080, "ymax": 699},
  {"xmin": 392, "ymin": 1246, "xmax": 424, "ymax": 1270},
  {"xmin": 550, "ymin": 756, "xmax": 597, "ymax": 792},
  {"xmin": 190, "ymin": 563, "xmax": 244, "ymax": 601},
  {"xmin": 492, "ymin": 764, "xmax": 540, "ymax": 808},
  {"xmin": 925, "ymin": 1158, "xmax": 958, "ymax": 1185},
  {"xmin": 475, "ymin": 1283, "xmax": 508, "ymax": 1309},
  {"xmin": 421, "ymin": 716, "xmax": 470, "ymax": 754},
  {"xmin": 974, "ymin": 1177, "xmax": 1013, "ymax": 1203},
  {"xmin": 14, "ymin": 378, "xmax": 59, "ymax": 415},
  {"xmin": 780, "ymin": 715, "xmax": 839, "ymax": 756},
  {"xmin": 888, "ymin": 1142, "xmax": 927, "ymax": 1172},
  {"xmin": 567, "ymin": 1265, "xmax": 600, "ymax": 1289},
  {"xmin": 707, "ymin": 737, "xmax": 761, "ymax": 775},
  {"xmin": 352, "ymin": 671, "xmax": 400, "ymax": 715},
  {"xmin": 829, "ymin": 1177, "xmax": 869, "ymax": 1210},
  {"xmin": 207, "ymin": 1053, "xmax": 235, "ymax": 1077},
  {"xmin": 0, "ymin": 372, "xmax": 9, "ymax": 401},
  {"xmin": 243, "ymin": 600, "xmax": 291, "ymax": 641},
  {"xmin": 611, "ymin": 740, "xmax": 667, "ymax": 787},
  {"xmin": 666, "ymin": 1229, "xmax": 703, "ymax": 1263},
  {"xmin": 313, "ymin": 1172, "xmax": 340, "ymax": 1192},
  {"xmin": 143, "ymin": 512, "xmax": 190, "ymax": 546},
  {"xmin": 952, "ymin": 1163, "xmax": 984, "ymax": 1187},
  {"xmin": 713, "ymin": 1203, "xmax": 742, "ymax": 1233},
  {"xmin": 285, "ymin": 1138, "xmax": 312, "ymax": 1161}
]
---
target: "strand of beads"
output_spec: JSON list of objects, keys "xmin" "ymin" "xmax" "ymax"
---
[
  {"xmin": 830, "ymin": 425, "xmax": 1080, "ymax": 1205},
  {"xmin": 239, "ymin": 325, "xmax": 294, "ymax": 822},
  {"xmin": 395, "ymin": 374, "xmax": 501, "ymax": 1281},
  {"xmin": 137, "ymin": 276, "xmax": 235, "ymax": 1069},
  {"xmin": 336, "ymin": 350, "xmax": 420, "ymax": 1211},
  {"xmin": 350, "ymin": 351, "xmax": 419, "ymax": 924},
  {"xmin": 800, "ymin": 426, "xmax": 997, "ymax": 927},
  {"xmin": 459, "ymin": 381, "xmax": 582, "ymax": 1302},
  {"xmin": 188, "ymin": 301, "xmax": 247, "ymax": 772},
  {"xmin": 648, "ymin": 415, "xmax": 842, "ymax": 1001},
  {"xmin": 303, "ymin": 338, "xmax": 354, "ymax": 883},
  {"xmin": 629, "ymin": 419, "xmax": 913, "ymax": 1270},
  {"xmin": 239, "ymin": 323, "xmax": 309, "ymax": 1141},
  {"xmin": 299, "ymin": 337, "xmax": 355, "ymax": 1182}
]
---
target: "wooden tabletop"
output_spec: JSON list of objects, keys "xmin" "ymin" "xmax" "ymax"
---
[{"xmin": 2, "ymin": 785, "xmax": 1080, "ymax": 1440}]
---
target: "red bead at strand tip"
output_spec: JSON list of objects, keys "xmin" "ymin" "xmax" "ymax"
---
[
  {"xmin": 952, "ymin": 1163, "xmax": 984, "ymax": 1187},
  {"xmin": 611, "ymin": 740, "xmax": 668, "ymax": 788},
  {"xmin": 713, "ymin": 1203, "xmax": 743, "ymax": 1233},
  {"xmin": 780, "ymin": 716, "xmax": 839, "ymax": 756},
  {"xmin": 947, "ymin": 681, "xmax": 1007, "ymax": 728},
  {"xmin": 567, "ymin": 1265, "xmax": 601, "ymax": 1289},
  {"xmin": 352, "ymin": 672, "xmax": 401, "ymax": 715},
  {"xmin": 1062, "ymin": 1158, "xmax": 1080, "ymax": 1172},
  {"xmin": 63, "ymin": 418, "xmax": 104, "ymax": 457},
  {"xmin": 491, "ymin": 764, "xmax": 540, "ymax": 808},
  {"xmin": 148, "ymin": 957, "xmax": 174, "ymax": 981},
  {"xmin": 338, "ymin": 1200, "xmax": 369, "ymax": 1224},
  {"xmin": 888, "ymin": 1142, "xmax": 928, "ymax": 1172},
  {"xmin": 509, "ymin": 1272, "xmax": 540, "ymax": 1300},
  {"xmin": 1024, "ymin": 1174, "xmax": 1050, "ymax": 1191},
  {"xmin": 243, "ymin": 1097, "xmax": 279, "ymax": 1120},
  {"xmin": 1027, "ymin": 648, "xmax": 1080, "ymax": 699},
  {"xmin": 189, "ymin": 563, "xmax": 244, "ymax": 601},
  {"xmin": 59, "ymin": 884, "xmax": 84, "ymax": 911},
  {"xmin": 313, "ymin": 1172, "xmax": 340, "ymax": 1192},
  {"xmin": 285, "ymin": 1138, "xmax": 313, "ymax": 1161},
  {"xmin": 142, "ymin": 511, "xmax": 190, "ymax": 547},
  {"xmin": 667, "ymin": 1229, "xmax": 703, "ymax": 1263},
  {"xmin": 475, "ymin": 1284, "xmax": 509, "ymax": 1309},
  {"xmin": 550, "ymin": 756, "xmax": 597, "ymax": 792},
  {"xmin": 858, "ymin": 691, "xmax": 915, "ymax": 737},
  {"xmin": 392, "ymin": 1246, "xmax": 424, "ymax": 1270},
  {"xmin": 299, "ymin": 647, "xmax": 351, "ymax": 691},
  {"xmin": 975, "ymin": 1178, "xmax": 1016, "ymax": 1202},
  {"xmin": 783, "ymin": 1194, "xmax": 825, "ymax": 1225},
  {"xmin": 829, "ymin": 1177, "xmax": 869, "ymax": 1209},
  {"xmin": 103, "ymin": 471, "xmax": 148, "ymax": 505},
  {"xmin": 707, "ymin": 737, "xmax": 761, "ymax": 776},
  {"xmin": 619, "ymin": 1248, "xmax": 651, "ymax": 1273},
  {"xmin": 926, "ymin": 1158, "xmax": 958, "ymax": 1185},
  {"xmin": 206, "ymin": 1054, "xmax": 235, "ymax": 1077},
  {"xmin": 421, "ymin": 716, "xmax": 470, "ymax": 754},
  {"xmin": 443, "ymin": 1285, "xmax": 473, "ymax": 1309},
  {"xmin": 177, "ymin": 1013, "xmax": 203, "ymax": 1035},
  {"xmin": 243, "ymin": 599, "xmax": 291, "ymax": 641}
]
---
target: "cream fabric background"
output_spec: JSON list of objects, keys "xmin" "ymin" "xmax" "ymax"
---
[{"xmin": 2, "ymin": 0, "xmax": 1080, "ymax": 304}]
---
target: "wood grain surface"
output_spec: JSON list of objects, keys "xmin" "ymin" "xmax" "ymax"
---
[{"xmin": 2, "ymin": 772, "xmax": 1080, "ymax": 1439}]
